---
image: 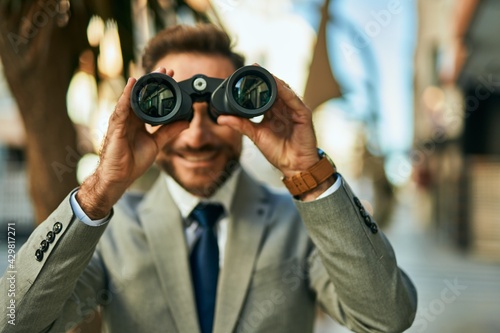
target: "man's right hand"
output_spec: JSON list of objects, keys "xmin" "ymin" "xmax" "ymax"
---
[{"xmin": 76, "ymin": 68, "xmax": 189, "ymax": 220}]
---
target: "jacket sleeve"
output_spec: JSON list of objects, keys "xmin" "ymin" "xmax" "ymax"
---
[
  {"xmin": 294, "ymin": 177, "xmax": 417, "ymax": 333},
  {"xmin": 0, "ymin": 190, "xmax": 109, "ymax": 333}
]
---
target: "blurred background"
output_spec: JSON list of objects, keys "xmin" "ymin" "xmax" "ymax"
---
[{"xmin": 1, "ymin": 0, "xmax": 499, "ymax": 332}]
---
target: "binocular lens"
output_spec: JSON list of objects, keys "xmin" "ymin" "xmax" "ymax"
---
[
  {"xmin": 232, "ymin": 75, "xmax": 272, "ymax": 110},
  {"xmin": 137, "ymin": 82, "xmax": 176, "ymax": 117},
  {"xmin": 130, "ymin": 65, "xmax": 276, "ymax": 125}
]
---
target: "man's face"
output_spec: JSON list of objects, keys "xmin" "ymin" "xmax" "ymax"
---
[{"xmin": 150, "ymin": 53, "xmax": 242, "ymax": 197}]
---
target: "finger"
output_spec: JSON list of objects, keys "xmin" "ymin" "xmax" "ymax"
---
[
  {"xmin": 152, "ymin": 67, "xmax": 167, "ymax": 74},
  {"xmin": 151, "ymin": 67, "xmax": 174, "ymax": 78},
  {"xmin": 152, "ymin": 67, "xmax": 175, "ymax": 78},
  {"xmin": 217, "ymin": 115, "xmax": 257, "ymax": 142},
  {"xmin": 261, "ymin": 106, "xmax": 294, "ymax": 135},
  {"xmin": 108, "ymin": 77, "xmax": 137, "ymax": 132},
  {"xmin": 152, "ymin": 120, "xmax": 190, "ymax": 148},
  {"xmin": 273, "ymin": 76, "xmax": 308, "ymax": 112}
]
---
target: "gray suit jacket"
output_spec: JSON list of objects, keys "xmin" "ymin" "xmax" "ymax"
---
[{"xmin": 0, "ymin": 171, "xmax": 416, "ymax": 333}]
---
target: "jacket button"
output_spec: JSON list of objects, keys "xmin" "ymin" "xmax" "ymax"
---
[
  {"xmin": 370, "ymin": 223, "xmax": 378, "ymax": 234},
  {"xmin": 353, "ymin": 196, "xmax": 362, "ymax": 208},
  {"xmin": 46, "ymin": 231, "xmax": 55, "ymax": 243},
  {"xmin": 53, "ymin": 222, "xmax": 63, "ymax": 234},
  {"xmin": 35, "ymin": 249, "xmax": 44, "ymax": 261},
  {"xmin": 364, "ymin": 215, "xmax": 372, "ymax": 226},
  {"xmin": 40, "ymin": 240, "xmax": 49, "ymax": 252},
  {"xmin": 359, "ymin": 207, "xmax": 368, "ymax": 218}
]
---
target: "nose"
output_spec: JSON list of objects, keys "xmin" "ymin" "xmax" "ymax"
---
[{"xmin": 183, "ymin": 102, "xmax": 216, "ymax": 147}]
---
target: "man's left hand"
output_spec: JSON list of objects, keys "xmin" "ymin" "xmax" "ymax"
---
[{"xmin": 217, "ymin": 73, "xmax": 320, "ymax": 179}]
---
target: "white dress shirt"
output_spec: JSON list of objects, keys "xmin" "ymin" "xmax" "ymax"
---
[{"xmin": 165, "ymin": 168, "xmax": 242, "ymax": 268}]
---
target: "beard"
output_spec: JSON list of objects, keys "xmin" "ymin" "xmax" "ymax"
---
[{"xmin": 156, "ymin": 143, "xmax": 241, "ymax": 198}]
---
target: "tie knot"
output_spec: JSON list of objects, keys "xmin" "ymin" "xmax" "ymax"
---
[{"xmin": 190, "ymin": 203, "xmax": 224, "ymax": 228}]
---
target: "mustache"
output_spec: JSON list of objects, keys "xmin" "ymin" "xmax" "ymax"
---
[{"xmin": 166, "ymin": 144, "xmax": 221, "ymax": 154}]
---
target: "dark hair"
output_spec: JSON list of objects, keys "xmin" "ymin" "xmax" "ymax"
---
[{"xmin": 141, "ymin": 24, "xmax": 245, "ymax": 73}]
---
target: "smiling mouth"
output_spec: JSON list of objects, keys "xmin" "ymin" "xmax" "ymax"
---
[{"xmin": 177, "ymin": 150, "xmax": 218, "ymax": 163}]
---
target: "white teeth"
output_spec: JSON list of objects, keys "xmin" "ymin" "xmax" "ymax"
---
[{"xmin": 181, "ymin": 151, "xmax": 217, "ymax": 162}]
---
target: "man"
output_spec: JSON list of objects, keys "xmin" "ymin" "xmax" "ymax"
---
[{"xmin": 0, "ymin": 24, "xmax": 417, "ymax": 333}]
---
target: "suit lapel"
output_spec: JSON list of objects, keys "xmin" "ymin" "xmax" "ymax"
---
[
  {"xmin": 213, "ymin": 171, "xmax": 270, "ymax": 333},
  {"xmin": 138, "ymin": 177, "xmax": 200, "ymax": 333}
]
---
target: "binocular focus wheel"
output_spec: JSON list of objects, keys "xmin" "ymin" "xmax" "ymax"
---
[{"xmin": 193, "ymin": 77, "xmax": 208, "ymax": 91}]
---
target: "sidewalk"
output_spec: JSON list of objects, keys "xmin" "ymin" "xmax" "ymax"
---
[{"xmin": 387, "ymin": 185, "xmax": 500, "ymax": 333}]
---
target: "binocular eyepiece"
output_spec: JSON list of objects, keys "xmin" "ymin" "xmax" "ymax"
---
[{"xmin": 130, "ymin": 65, "xmax": 277, "ymax": 125}]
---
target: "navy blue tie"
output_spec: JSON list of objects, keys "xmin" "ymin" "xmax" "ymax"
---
[{"xmin": 189, "ymin": 203, "xmax": 224, "ymax": 333}]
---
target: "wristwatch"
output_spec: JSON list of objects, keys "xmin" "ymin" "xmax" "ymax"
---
[{"xmin": 282, "ymin": 148, "xmax": 337, "ymax": 196}]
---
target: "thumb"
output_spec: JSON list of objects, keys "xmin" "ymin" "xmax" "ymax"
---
[
  {"xmin": 217, "ymin": 115, "xmax": 257, "ymax": 142},
  {"xmin": 152, "ymin": 121, "xmax": 190, "ymax": 148}
]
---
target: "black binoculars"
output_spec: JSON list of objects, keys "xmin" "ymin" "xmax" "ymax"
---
[{"xmin": 130, "ymin": 65, "xmax": 277, "ymax": 125}]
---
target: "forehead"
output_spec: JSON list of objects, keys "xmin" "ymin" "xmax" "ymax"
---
[{"xmin": 154, "ymin": 53, "xmax": 237, "ymax": 82}]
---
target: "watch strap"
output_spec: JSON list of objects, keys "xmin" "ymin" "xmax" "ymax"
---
[{"xmin": 282, "ymin": 155, "xmax": 336, "ymax": 196}]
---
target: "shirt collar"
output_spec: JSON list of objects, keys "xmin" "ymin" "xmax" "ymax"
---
[{"xmin": 165, "ymin": 167, "xmax": 241, "ymax": 221}]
